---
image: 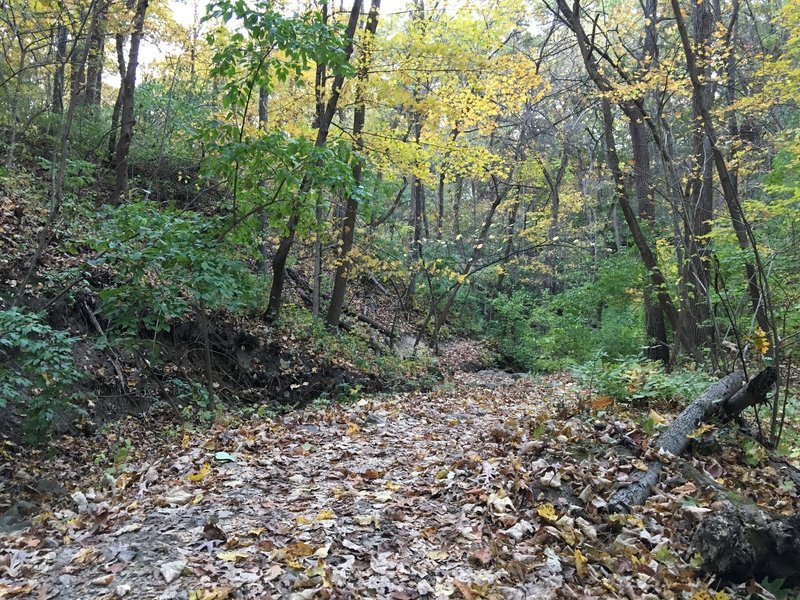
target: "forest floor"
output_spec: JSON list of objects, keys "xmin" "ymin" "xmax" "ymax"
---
[{"xmin": 2, "ymin": 357, "xmax": 799, "ymax": 599}]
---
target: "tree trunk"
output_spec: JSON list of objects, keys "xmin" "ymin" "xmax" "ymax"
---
[
  {"xmin": 264, "ymin": 0, "xmax": 363, "ymax": 322},
  {"xmin": 627, "ymin": 110, "xmax": 670, "ymax": 366},
  {"xmin": 495, "ymin": 195, "xmax": 519, "ymax": 294},
  {"xmin": 13, "ymin": 5, "xmax": 101, "ymax": 304},
  {"xmin": 540, "ymin": 148, "xmax": 568, "ymax": 295},
  {"xmin": 258, "ymin": 86, "xmax": 269, "ymax": 126},
  {"xmin": 111, "ymin": 0, "xmax": 150, "ymax": 204},
  {"xmin": 601, "ymin": 100, "xmax": 699, "ymax": 361},
  {"xmin": 668, "ymin": 0, "xmax": 769, "ymax": 333},
  {"xmin": 256, "ymin": 86, "xmax": 270, "ymax": 276},
  {"xmin": 452, "ymin": 176, "xmax": 463, "ymax": 239},
  {"xmin": 326, "ymin": 0, "xmax": 381, "ymax": 328},
  {"xmin": 52, "ymin": 25, "xmax": 68, "ymax": 114},
  {"xmin": 693, "ymin": 503, "xmax": 800, "ymax": 586},
  {"xmin": 84, "ymin": 0, "xmax": 107, "ymax": 105},
  {"xmin": 107, "ymin": 34, "xmax": 125, "ymax": 161},
  {"xmin": 406, "ymin": 171, "xmax": 424, "ymax": 309}
]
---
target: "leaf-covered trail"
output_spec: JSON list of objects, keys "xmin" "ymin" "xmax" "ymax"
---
[{"xmin": 3, "ymin": 371, "xmax": 741, "ymax": 599}]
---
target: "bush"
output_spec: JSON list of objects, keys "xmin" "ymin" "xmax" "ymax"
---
[
  {"xmin": 89, "ymin": 201, "xmax": 259, "ymax": 336},
  {"xmin": 0, "ymin": 307, "xmax": 84, "ymax": 439},
  {"xmin": 485, "ymin": 253, "xmax": 647, "ymax": 372},
  {"xmin": 573, "ymin": 353, "xmax": 711, "ymax": 404}
]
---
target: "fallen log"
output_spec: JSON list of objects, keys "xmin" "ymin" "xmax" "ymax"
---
[
  {"xmin": 676, "ymin": 459, "xmax": 800, "ymax": 585},
  {"xmin": 692, "ymin": 501, "xmax": 800, "ymax": 586},
  {"xmin": 720, "ymin": 366, "xmax": 777, "ymax": 417},
  {"xmin": 605, "ymin": 367, "xmax": 795, "ymax": 584},
  {"xmin": 607, "ymin": 370, "xmax": 746, "ymax": 513}
]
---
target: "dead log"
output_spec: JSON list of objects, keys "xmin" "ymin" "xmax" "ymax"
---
[
  {"xmin": 607, "ymin": 371, "xmax": 746, "ymax": 512},
  {"xmin": 720, "ymin": 366, "xmax": 777, "ymax": 416},
  {"xmin": 676, "ymin": 459, "xmax": 800, "ymax": 584},
  {"xmin": 692, "ymin": 501, "xmax": 800, "ymax": 586}
]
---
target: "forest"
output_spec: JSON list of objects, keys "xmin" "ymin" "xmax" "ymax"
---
[{"xmin": 1, "ymin": 0, "xmax": 799, "ymax": 596}]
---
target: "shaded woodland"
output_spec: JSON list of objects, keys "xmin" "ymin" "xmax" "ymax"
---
[{"xmin": 1, "ymin": 0, "xmax": 800, "ymax": 595}]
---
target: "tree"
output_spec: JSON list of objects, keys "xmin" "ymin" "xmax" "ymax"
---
[
  {"xmin": 111, "ymin": 0, "xmax": 150, "ymax": 203},
  {"xmin": 326, "ymin": 0, "xmax": 381, "ymax": 328},
  {"xmin": 263, "ymin": 0, "xmax": 363, "ymax": 322}
]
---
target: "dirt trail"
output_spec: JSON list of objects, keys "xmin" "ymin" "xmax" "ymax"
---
[{"xmin": 2, "ymin": 370, "xmax": 738, "ymax": 599}]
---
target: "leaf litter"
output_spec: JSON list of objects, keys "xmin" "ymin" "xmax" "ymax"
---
[{"xmin": 1, "ymin": 368, "xmax": 798, "ymax": 599}]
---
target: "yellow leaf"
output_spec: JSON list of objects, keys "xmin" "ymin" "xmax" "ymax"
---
[
  {"xmin": 187, "ymin": 463, "xmax": 211, "ymax": 482},
  {"xmin": 315, "ymin": 509, "xmax": 335, "ymax": 521},
  {"xmin": 754, "ymin": 327, "xmax": 770, "ymax": 354},
  {"xmin": 197, "ymin": 588, "xmax": 233, "ymax": 600},
  {"xmin": 285, "ymin": 541, "xmax": 315, "ymax": 557},
  {"xmin": 285, "ymin": 558, "xmax": 303, "ymax": 569},
  {"xmin": 688, "ymin": 423, "xmax": 715, "ymax": 439},
  {"xmin": 181, "ymin": 433, "xmax": 190, "ymax": 449},
  {"xmin": 537, "ymin": 503, "xmax": 558, "ymax": 522},
  {"xmin": 574, "ymin": 549, "xmax": 588, "ymax": 578},
  {"xmin": 216, "ymin": 549, "xmax": 250, "ymax": 562},
  {"xmin": 590, "ymin": 396, "xmax": 613, "ymax": 411},
  {"xmin": 346, "ymin": 422, "xmax": 360, "ymax": 435},
  {"xmin": 649, "ymin": 410, "xmax": 666, "ymax": 426},
  {"xmin": 295, "ymin": 515, "xmax": 312, "ymax": 525}
]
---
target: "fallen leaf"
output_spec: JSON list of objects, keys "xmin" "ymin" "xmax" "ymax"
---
[
  {"xmin": 160, "ymin": 560, "xmax": 186, "ymax": 583},
  {"xmin": 575, "ymin": 549, "xmax": 588, "ymax": 578},
  {"xmin": 537, "ymin": 503, "xmax": 558, "ymax": 522},
  {"xmin": 453, "ymin": 580, "xmax": 476, "ymax": 600},
  {"xmin": 214, "ymin": 452, "xmax": 236, "ymax": 463},
  {"xmin": 187, "ymin": 463, "xmax": 211, "ymax": 482},
  {"xmin": 217, "ymin": 549, "xmax": 250, "ymax": 562}
]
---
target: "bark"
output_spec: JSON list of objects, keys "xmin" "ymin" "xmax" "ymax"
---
[
  {"xmin": 13, "ymin": 5, "xmax": 101, "ymax": 304},
  {"xmin": 495, "ymin": 195, "xmax": 520, "ymax": 294},
  {"xmin": 107, "ymin": 34, "xmax": 125, "ymax": 161},
  {"xmin": 722, "ymin": 366, "xmax": 777, "ymax": 416},
  {"xmin": 436, "ymin": 172, "xmax": 445, "ymax": 241},
  {"xmin": 427, "ymin": 175, "xmax": 510, "ymax": 350},
  {"xmin": 111, "ymin": 0, "xmax": 150, "ymax": 204},
  {"xmin": 264, "ymin": 0, "xmax": 363, "ymax": 322},
  {"xmin": 258, "ymin": 86, "xmax": 269, "ymax": 126},
  {"xmin": 693, "ymin": 502, "xmax": 800, "ymax": 586},
  {"xmin": 607, "ymin": 369, "xmax": 776, "ymax": 512},
  {"xmin": 452, "ymin": 176, "xmax": 463, "ymax": 239},
  {"xmin": 256, "ymin": 87, "xmax": 269, "ymax": 276},
  {"xmin": 84, "ymin": 0, "xmax": 107, "ymax": 105},
  {"xmin": 678, "ymin": 458, "xmax": 800, "ymax": 585},
  {"xmin": 326, "ymin": 0, "xmax": 381, "ymax": 328},
  {"xmin": 52, "ymin": 25, "xmax": 68, "ymax": 114},
  {"xmin": 601, "ymin": 100, "xmax": 699, "ymax": 361},
  {"xmin": 310, "ymin": 4, "xmax": 330, "ymax": 318},
  {"xmin": 405, "ymin": 170, "xmax": 424, "ymax": 309},
  {"xmin": 678, "ymin": 0, "xmax": 716, "ymax": 354},
  {"xmin": 5, "ymin": 48, "xmax": 25, "ymax": 168},
  {"xmin": 628, "ymin": 111, "xmax": 669, "ymax": 366}
]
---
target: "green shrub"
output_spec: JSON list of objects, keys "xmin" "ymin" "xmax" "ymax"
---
[
  {"xmin": 573, "ymin": 353, "xmax": 711, "ymax": 403},
  {"xmin": 485, "ymin": 253, "xmax": 647, "ymax": 372},
  {"xmin": 0, "ymin": 307, "xmax": 85, "ymax": 439},
  {"xmin": 89, "ymin": 201, "xmax": 259, "ymax": 336}
]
